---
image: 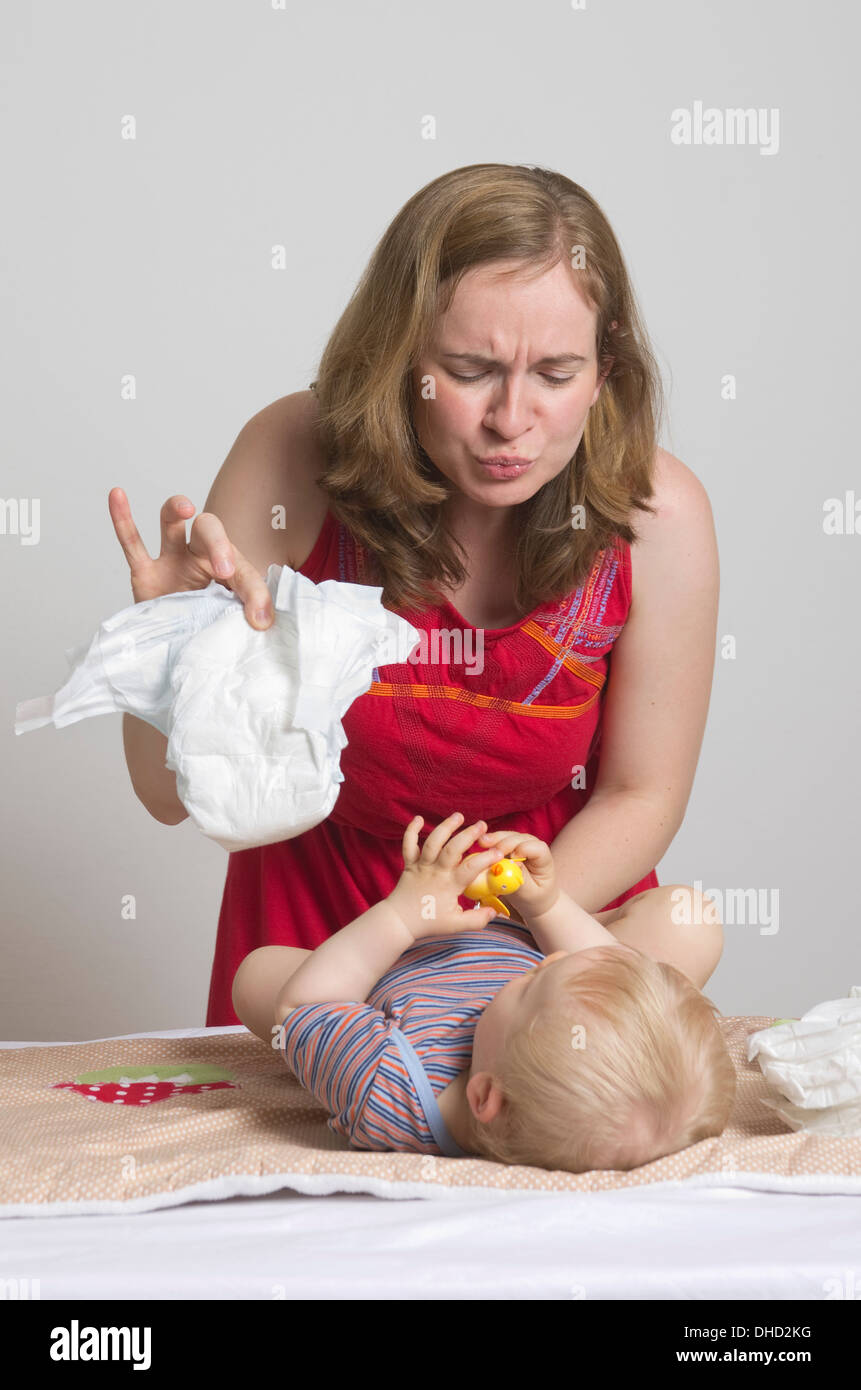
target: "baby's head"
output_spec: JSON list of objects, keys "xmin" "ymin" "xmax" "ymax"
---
[{"xmin": 465, "ymin": 944, "xmax": 736, "ymax": 1173}]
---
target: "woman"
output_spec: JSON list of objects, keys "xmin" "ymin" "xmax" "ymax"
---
[{"xmin": 111, "ymin": 163, "xmax": 723, "ymax": 1025}]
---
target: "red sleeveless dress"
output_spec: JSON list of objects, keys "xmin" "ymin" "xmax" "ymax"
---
[{"xmin": 205, "ymin": 509, "xmax": 659, "ymax": 1024}]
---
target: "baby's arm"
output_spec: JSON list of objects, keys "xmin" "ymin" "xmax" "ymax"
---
[
  {"xmin": 521, "ymin": 891, "xmax": 628, "ymax": 957},
  {"xmin": 273, "ymin": 813, "xmax": 499, "ymax": 1027},
  {"xmin": 274, "ymin": 900, "xmax": 414, "ymax": 1025},
  {"xmin": 476, "ymin": 829, "xmax": 631, "ymax": 958}
]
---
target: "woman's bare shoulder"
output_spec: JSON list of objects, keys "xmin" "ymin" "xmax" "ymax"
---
[
  {"xmin": 631, "ymin": 447, "xmax": 716, "ymax": 558},
  {"xmin": 628, "ymin": 446, "xmax": 718, "ymax": 613},
  {"xmin": 593, "ymin": 447, "xmax": 719, "ymax": 807},
  {"xmin": 204, "ymin": 389, "xmax": 329, "ymax": 574},
  {"xmin": 647, "ymin": 446, "xmax": 712, "ymax": 521}
]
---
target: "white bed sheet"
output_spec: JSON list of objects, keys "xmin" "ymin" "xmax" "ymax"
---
[{"xmin": 3, "ymin": 1027, "xmax": 859, "ymax": 1300}]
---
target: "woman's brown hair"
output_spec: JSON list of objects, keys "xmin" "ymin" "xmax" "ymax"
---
[{"xmin": 310, "ymin": 163, "xmax": 663, "ymax": 615}]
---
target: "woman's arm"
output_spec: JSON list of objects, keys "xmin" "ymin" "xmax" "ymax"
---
[
  {"xmin": 122, "ymin": 714, "xmax": 189, "ymax": 824},
  {"xmin": 550, "ymin": 450, "xmax": 720, "ymax": 912},
  {"xmin": 120, "ymin": 392, "xmax": 322, "ymax": 822}
]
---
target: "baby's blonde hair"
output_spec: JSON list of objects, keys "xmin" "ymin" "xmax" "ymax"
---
[{"xmin": 467, "ymin": 946, "xmax": 736, "ymax": 1173}]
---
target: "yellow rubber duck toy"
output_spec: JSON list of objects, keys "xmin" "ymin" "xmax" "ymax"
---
[{"xmin": 462, "ymin": 854, "xmax": 526, "ymax": 919}]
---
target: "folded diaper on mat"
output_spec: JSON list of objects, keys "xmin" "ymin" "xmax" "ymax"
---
[
  {"xmin": 747, "ymin": 985, "xmax": 861, "ymax": 1136},
  {"xmin": 14, "ymin": 565, "xmax": 420, "ymax": 851}
]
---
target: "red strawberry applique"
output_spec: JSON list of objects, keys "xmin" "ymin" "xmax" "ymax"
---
[{"xmin": 52, "ymin": 1064, "xmax": 237, "ymax": 1106}]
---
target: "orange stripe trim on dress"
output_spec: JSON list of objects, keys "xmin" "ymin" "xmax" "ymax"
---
[
  {"xmin": 365, "ymin": 681, "xmax": 602, "ymax": 719},
  {"xmin": 512, "ymin": 546, "xmax": 608, "ymax": 689},
  {"xmin": 518, "ymin": 620, "xmax": 606, "ymax": 688}
]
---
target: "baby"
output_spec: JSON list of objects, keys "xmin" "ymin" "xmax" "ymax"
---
[{"xmin": 233, "ymin": 812, "xmax": 736, "ymax": 1173}]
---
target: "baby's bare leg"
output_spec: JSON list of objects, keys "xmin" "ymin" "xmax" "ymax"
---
[{"xmin": 232, "ymin": 946, "xmax": 312, "ymax": 1046}]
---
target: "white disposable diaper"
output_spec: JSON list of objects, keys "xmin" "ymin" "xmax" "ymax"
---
[
  {"xmin": 746, "ymin": 985, "xmax": 861, "ymax": 1136},
  {"xmin": 14, "ymin": 565, "xmax": 421, "ymax": 851}
]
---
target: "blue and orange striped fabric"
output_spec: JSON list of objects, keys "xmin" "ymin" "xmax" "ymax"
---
[{"xmin": 278, "ymin": 918, "xmax": 544, "ymax": 1154}]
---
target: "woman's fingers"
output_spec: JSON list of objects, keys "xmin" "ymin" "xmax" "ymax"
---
[
  {"xmin": 159, "ymin": 495, "xmax": 197, "ymax": 556},
  {"xmin": 109, "ymin": 492, "xmax": 273, "ymax": 629},
  {"xmin": 189, "ymin": 513, "xmax": 273, "ymax": 629},
  {"xmin": 108, "ymin": 487, "xmax": 153, "ymax": 570},
  {"xmin": 229, "ymin": 550, "xmax": 273, "ymax": 628},
  {"xmin": 188, "ymin": 511, "xmax": 235, "ymax": 577}
]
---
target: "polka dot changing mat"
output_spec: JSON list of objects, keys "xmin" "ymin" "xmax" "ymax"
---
[{"xmin": 1, "ymin": 1017, "xmax": 859, "ymax": 1216}]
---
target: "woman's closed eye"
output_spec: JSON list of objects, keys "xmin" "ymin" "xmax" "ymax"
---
[{"xmin": 448, "ymin": 370, "xmax": 575, "ymax": 387}]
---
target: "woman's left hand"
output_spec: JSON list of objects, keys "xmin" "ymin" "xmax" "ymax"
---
[{"xmin": 388, "ymin": 813, "xmax": 500, "ymax": 939}]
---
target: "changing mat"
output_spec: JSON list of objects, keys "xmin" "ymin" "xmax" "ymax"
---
[{"xmin": 2, "ymin": 1016, "xmax": 860, "ymax": 1218}]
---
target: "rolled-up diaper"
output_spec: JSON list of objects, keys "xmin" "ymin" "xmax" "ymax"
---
[
  {"xmin": 15, "ymin": 565, "xmax": 421, "ymax": 851},
  {"xmin": 747, "ymin": 985, "xmax": 861, "ymax": 1135}
]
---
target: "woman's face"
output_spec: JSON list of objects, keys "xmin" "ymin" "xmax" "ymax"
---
[{"xmin": 411, "ymin": 258, "xmax": 608, "ymax": 516}]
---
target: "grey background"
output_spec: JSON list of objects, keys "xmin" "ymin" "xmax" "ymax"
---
[{"xmin": 2, "ymin": 0, "xmax": 858, "ymax": 1040}]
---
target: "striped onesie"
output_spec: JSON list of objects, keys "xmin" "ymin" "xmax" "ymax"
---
[{"xmin": 277, "ymin": 918, "xmax": 544, "ymax": 1156}]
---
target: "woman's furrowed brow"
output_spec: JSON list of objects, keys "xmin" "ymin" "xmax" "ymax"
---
[{"xmin": 441, "ymin": 351, "xmax": 589, "ymax": 366}]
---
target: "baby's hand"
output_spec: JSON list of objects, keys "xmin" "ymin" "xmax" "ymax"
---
[
  {"xmin": 475, "ymin": 829, "xmax": 559, "ymax": 919},
  {"xmin": 388, "ymin": 813, "xmax": 500, "ymax": 939}
]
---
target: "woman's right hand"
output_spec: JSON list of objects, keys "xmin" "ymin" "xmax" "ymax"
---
[{"xmin": 108, "ymin": 488, "xmax": 273, "ymax": 629}]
